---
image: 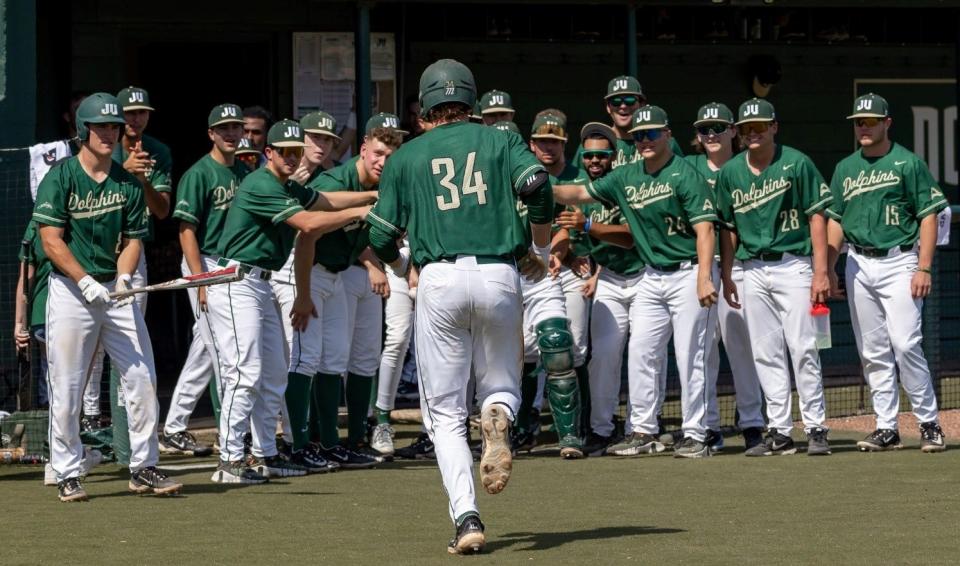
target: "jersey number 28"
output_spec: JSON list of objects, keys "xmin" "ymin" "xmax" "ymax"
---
[{"xmin": 433, "ymin": 152, "xmax": 488, "ymax": 211}]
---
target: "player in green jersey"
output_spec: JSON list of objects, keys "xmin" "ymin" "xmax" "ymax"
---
[
  {"xmin": 684, "ymin": 102, "xmax": 764, "ymax": 453},
  {"xmin": 367, "ymin": 59, "xmax": 554, "ymax": 555},
  {"xmin": 479, "ymin": 89, "xmax": 515, "ymax": 125},
  {"xmin": 553, "ymin": 106, "xmax": 719, "ymax": 459},
  {"xmin": 35, "ymin": 92, "xmax": 181, "ymax": 501},
  {"xmin": 826, "ymin": 93, "xmax": 948, "ymax": 452},
  {"xmin": 162, "ymin": 103, "xmax": 251, "ymax": 457},
  {"xmin": 716, "ymin": 98, "xmax": 832, "ymax": 457},
  {"xmin": 206, "ymin": 119, "xmax": 377, "ymax": 484}
]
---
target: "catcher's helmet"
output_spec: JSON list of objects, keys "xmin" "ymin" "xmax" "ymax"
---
[
  {"xmin": 418, "ymin": 59, "xmax": 477, "ymax": 117},
  {"xmin": 75, "ymin": 93, "xmax": 126, "ymax": 141}
]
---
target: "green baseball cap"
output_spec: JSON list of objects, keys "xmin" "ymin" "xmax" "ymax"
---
[
  {"xmin": 530, "ymin": 113, "xmax": 567, "ymax": 141},
  {"xmin": 480, "ymin": 89, "xmax": 514, "ymax": 114},
  {"xmin": 492, "ymin": 121, "xmax": 521, "ymax": 134},
  {"xmin": 267, "ymin": 119, "xmax": 306, "ymax": 148},
  {"xmin": 365, "ymin": 112, "xmax": 408, "ymax": 135},
  {"xmin": 580, "ymin": 122, "xmax": 618, "ymax": 148},
  {"xmin": 301, "ymin": 111, "xmax": 341, "ymax": 139},
  {"xmin": 117, "ymin": 86, "xmax": 154, "ymax": 111},
  {"xmin": 628, "ymin": 105, "xmax": 669, "ymax": 132},
  {"xmin": 235, "ymin": 137, "xmax": 260, "ymax": 155},
  {"xmin": 208, "ymin": 103, "xmax": 245, "ymax": 127},
  {"xmin": 847, "ymin": 93, "xmax": 890, "ymax": 119},
  {"xmin": 605, "ymin": 75, "xmax": 644, "ymax": 100},
  {"xmin": 693, "ymin": 102, "xmax": 735, "ymax": 126},
  {"xmin": 470, "ymin": 102, "xmax": 484, "ymax": 123},
  {"xmin": 736, "ymin": 98, "xmax": 777, "ymax": 125}
]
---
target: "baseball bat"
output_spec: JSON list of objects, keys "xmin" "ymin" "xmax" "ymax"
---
[
  {"xmin": 108, "ymin": 265, "xmax": 243, "ymax": 299},
  {"xmin": 17, "ymin": 240, "xmax": 33, "ymax": 411}
]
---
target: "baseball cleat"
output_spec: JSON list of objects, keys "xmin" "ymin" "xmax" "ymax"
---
[
  {"xmin": 320, "ymin": 444, "xmax": 380, "ymax": 470},
  {"xmin": 250, "ymin": 454, "xmax": 308, "ymax": 478},
  {"xmin": 479, "ymin": 404, "xmax": 513, "ymax": 495},
  {"xmin": 210, "ymin": 460, "xmax": 269, "ymax": 484},
  {"xmin": 58, "ymin": 477, "xmax": 89, "ymax": 502},
  {"xmin": 582, "ymin": 432, "xmax": 614, "ymax": 457},
  {"xmin": 806, "ymin": 427, "xmax": 832, "ymax": 456},
  {"xmin": 745, "ymin": 431, "xmax": 797, "ymax": 457},
  {"xmin": 560, "ymin": 446, "xmax": 585, "ymax": 459},
  {"xmin": 128, "ymin": 466, "xmax": 182, "ymax": 495},
  {"xmin": 857, "ymin": 429, "xmax": 903, "ymax": 452},
  {"xmin": 159, "ymin": 431, "xmax": 213, "ymax": 457},
  {"xmin": 79, "ymin": 414, "xmax": 103, "ymax": 433},
  {"xmin": 510, "ymin": 428, "xmax": 538, "ymax": 454},
  {"xmin": 673, "ymin": 437, "xmax": 711, "ymax": 459},
  {"xmin": 608, "ymin": 433, "xmax": 664, "ymax": 456},
  {"xmin": 44, "ymin": 447, "xmax": 103, "ymax": 486},
  {"xmin": 448, "ymin": 514, "xmax": 485, "ymax": 555},
  {"xmin": 370, "ymin": 423, "xmax": 396, "ymax": 456},
  {"xmin": 919, "ymin": 422, "xmax": 947, "ymax": 453},
  {"xmin": 704, "ymin": 429, "xmax": 725, "ymax": 453},
  {"xmin": 741, "ymin": 427, "xmax": 764, "ymax": 452},
  {"xmin": 395, "ymin": 433, "xmax": 436, "ymax": 460}
]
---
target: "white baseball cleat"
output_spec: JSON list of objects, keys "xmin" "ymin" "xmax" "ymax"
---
[{"xmin": 479, "ymin": 404, "xmax": 513, "ymax": 495}]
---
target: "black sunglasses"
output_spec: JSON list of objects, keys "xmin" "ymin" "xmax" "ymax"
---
[
  {"xmin": 582, "ymin": 150, "xmax": 614, "ymax": 160},
  {"xmin": 696, "ymin": 123, "xmax": 729, "ymax": 136},
  {"xmin": 608, "ymin": 96, "xmax": 639, "ymax": 107},
  {"xmin": 632, "ymin": 129, "xmax": 664, "ymax": 142}
]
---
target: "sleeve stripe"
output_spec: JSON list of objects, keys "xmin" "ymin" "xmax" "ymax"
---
[
  {"xmin": 917, "ymin": 199, "xmax": 948, "ymax": 218},
  {"xmin": 805, "ymin": 196, "xmax": 833, "ymax": 215},
  {"xmin": 688, "ymin": 213, "xmax": 718, "ymax": 224},
  {"xmin": 32, "ymin": 213, "xmax": 65, "ymax": 226},
  {"xmin": 367, "ymin": 211, "xmax": 402, "ymax": 236},
  {"xmin": 153, "ymin": 184, "xmax": 172, "ymax": 192},
  {"xmin": 513, "ymin": 165, "xmax": 541, "ymax": 191},
  {"xmin": 172, "ymin": 210, "xmax": 199, "ymax": 224},
  {"xmin": 825, "ymin": 209, "xmax": 842, "ymax": 221},
  {"xmin": 584, "ymin": 181, "xmax": 613, "ymax": 207},
  {"xmin": 305, "ymin": 191, "xmax": 319, "ymax": 211},
  {"xmin": 271, "ymin": 205, "xmax": 303, "ymax": 224}
]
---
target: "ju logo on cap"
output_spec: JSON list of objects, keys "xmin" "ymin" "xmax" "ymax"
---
[
  {"xmin": 847, "ymin": 93, "xmax": 890, "ymax": 119},
  {"xmin": 479, "ymin": 90, "xmax": 514, "ymax": 113},
  {"xmin": 605, "ymin": 75, "xmax": 644, "ymax": 99},
  {"xmin": 628, "ymin": 105, "xmax": 669, "ymax": 132},
  {"xmin": 208, "ymin": 103, "xmax": 245, "ymax": 127},
  {"xmin": 365, "ymin": 112, "xmax": 409, "ymax": 136},
  {"xmin": 300, "ymin": 111, "xmax": 341, "ymax": 139},
  {"xmin": 693, "ymin": 102, "xmax": 735, "ymax": 126},
  {"xmin": 117, "ymin": 86, "xmax": 155, "ymax": 111},
  {"xmin": 736, "ymin": 98, "xmax": 776, "ymax": 124},
  {"xmin": 267, "ymin": 119, "xmax": 306, "ymax": 147}
]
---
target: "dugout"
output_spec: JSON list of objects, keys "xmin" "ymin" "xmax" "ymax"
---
[{"xmin": 1, "ymin": 0, "xmax": 959, "ymax": 427}]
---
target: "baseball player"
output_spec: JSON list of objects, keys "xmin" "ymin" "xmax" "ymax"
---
[
  {"xmin": 284, "ymin": 114, "xmax": 403, "ymax": 470},
  {"xmin": 367, "ymin": 59, "xmax": 554, "ymax": 554},
  {"xmin": 685, "ymin": 102, "xmax": 765, "ymax": 452},
  {"xmin": 555, "ymin": 122, "xmax": 643, "ymax": 456},
  {"xmin": 34, "ymin": 92, "xmax": 181, "ymax": 501},
  {"xmin": 554, "ymin": 106, "xmax": 720, "ymax": 458},
  {"xmin": 242, "ymin": 105, "xmax": 273, "ymax": 169},
  {"xmin": 235, "ymin": 137, "xmax": 261, "ymax": 171},
  {"xmin": 716, "ymin": 98, "xmax": 832, "ymax": 457},
  {"xmin": 206, "ymin": 119, "xmax": 376, "ymax": 484},
  {"xmin": 826, "ymin": 93, "xmax": 948, "ymax": 453},
  {"xmin": 161, "ymin": 104, "xmax": 251, "ymax": 457},
  {"xmin": 479, "ymin": 89, "xmax": 515, "ymax": 126},
  {"xmin": 492, "ymin": 121, "xmax": 520, "ymax": 134}
]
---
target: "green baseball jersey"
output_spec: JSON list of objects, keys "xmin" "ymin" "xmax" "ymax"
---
[
  {"xmin": 716, "ymin": 145, "xmax": 832, "ymax": 260},
  {"xmin": 368, "ymin": 121, "xmax": 547, "ymax": 266},
  {"xmin": 18, "ymin": 221, "xmax": 51, "ymax": 327},
  {"xmin": 217, "ymin": 167, "xmax": 319, "ymax": 271},
  {"xmin": 32, "ymin": 157, "xmax": 148, "ymax": 279},
  {"xmin": 574, "ymin": 199, "xmax": 644, "ymax": 275},
  {"xmin": 586, "ymin": 154, "xmax": 716, "ymax": 267},
  {"xmin": 684, "ymin": 153, "xmax": 724, "ymax": 255},
  {"xmin": 309, "ymin": 156, "xmax": 370, "ymax": 272},
  {"xmin": 827, "ymin": 142, "xmax": 948, "ymax": 249},
  {"xmin": 172, "ymin": 155, "xmax": 249, "ymax": 256},
  {"xmin": 573, "ymin": 136, "xmax": 684, "ymax": 170},
  {"xmin": 112, "ymin": 134, "xmax": 172, "ymax": 241}
]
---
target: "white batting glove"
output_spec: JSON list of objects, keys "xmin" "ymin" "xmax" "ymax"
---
[
  {"xmin": 386, "ymin": 248, "xmax": 411, "ymax": 278},
  {"xmin": 113, "ymin": 274, "xmax": 135, "ymax": 308},
  {"xmin": 531, "ymin": 243, "xmax": 552, "ymax": 270},
  {"xmin": 78, "ymin": 275, "xmax": 111, "ymax": 306}
]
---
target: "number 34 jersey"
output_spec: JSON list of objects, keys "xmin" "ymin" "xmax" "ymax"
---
[{"xmin": 367, "ymin": 121, "xmax": 545, "ymax": 266}]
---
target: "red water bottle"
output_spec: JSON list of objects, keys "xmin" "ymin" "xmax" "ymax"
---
[{"xmin": 810, "ymin": 302, "xmax": 832, "ymax": 349}]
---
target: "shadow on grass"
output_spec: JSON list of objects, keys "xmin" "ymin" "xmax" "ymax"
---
[{"xmin": 485, "ymin": 525, "xmax": 685, "ymax": 553}]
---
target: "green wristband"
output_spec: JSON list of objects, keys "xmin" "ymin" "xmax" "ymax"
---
[{"xmin": 918, "ymin": 267, "xmax": 933, "ymax": 274}]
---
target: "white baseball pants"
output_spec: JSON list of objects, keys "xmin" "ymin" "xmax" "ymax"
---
[
  {"xmin": 82, "ymin": 346, "xmax": 105, "ymax": 416},
  {"xmin": 521, "ymin": 274, "xmax": 567, "ymax": 363},
  {"xmin": 340, "ymin": 265, "xmax": 383, "ymax": 376},
  {"xmin": 376, "ymin": 266, "xmax": 414, "ymax": 412},
  {"xmin": 557, "ymin": 267, "xmax": 590, "ymax": 367},
  {"xmin": 284, "ymin": 265, "xmax": 346, "ymax": 376}
]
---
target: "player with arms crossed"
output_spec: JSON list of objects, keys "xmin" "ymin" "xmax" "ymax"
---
[
  {"xmin": 35, "ymin": 93, "xmax": 181, "ymax": 501},
  {"xmin": 827, "ymin": 94, "xmax": 948, "ymax": 452},
  {"xmin": 367, "ymin": 59, "xmax": 554, "ymax": 555},
  {"xmin": 554, "ymin": 106, "xmax": 719, "ymax": 458},
  {"xmin": 716, "ymin": 99, "xmax": 833, "ymax": 457}
]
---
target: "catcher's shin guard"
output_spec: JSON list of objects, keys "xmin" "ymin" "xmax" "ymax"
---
[{"xmin": 536, "ymin": 318, "xmax": 582, "ymax": 451}]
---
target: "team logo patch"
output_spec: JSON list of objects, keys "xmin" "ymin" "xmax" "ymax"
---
[
  {"xmin": 702, "ymin": 199, "xmax": 714, "ymax": 211},
  {"xmin": 444, "ymin": 80, "xmax": 456, "ymax": 95},
  {"xmin": 220, "ymin": 106, "xmax": 238, "ymax": 118},
  {"xmin": 612, "ymin": 79, "xmax": 628, "ymax": 92},
  {"xmin": 703, "ymin": 108, "xmax": 718, "ymax": 120},
  {"xmin": 42, "ymin": 149, "xmax": 58, "ymax": 165},
  {"xmin": 283, "ymin": 125, "xmax": 301, "ymax": 138},
  {"xmin": 129, "ymin": 91, "xmax": 145, "ymax": 103},
  {"xmin": 101, "ymin": 103, "xmax": 119, "ymax": 116}
]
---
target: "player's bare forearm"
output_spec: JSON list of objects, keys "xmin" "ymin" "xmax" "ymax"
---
[
  {"xmin": 39, "ymin": 225, "xmax": 88, "ymax": 283},
  {"xmin": 288, "ymin": 205, "xmax": 372, "ymax": 236},
  {"xmin": 530, "ymin": 223, "xmax": 552, "ymax": 249},
  {"xmin": 917, "ymin": 213, "xmax": 937, "ymax": 270},
  {"xmin": 826, "ymin": 218, "xmax": 845, "ymax": 271},
  {"xmin": 808, "ymin": 212, "xmax": 830, "ymax": 302},
  {"xmin": 14, "ymin": 269, "xmax": 28, "ymax": 337},
  {"xmin": 116, "ymin": 238, "xmax": 141, "ymax": 277},
  {"xmin": 552, "ymin": 184, "xmax": 595, "ymax": 205},
  {"xmin": 694, "ymin": 222, "xmax": 718, "ymax": 307},
  {"xmin": 719, "ymin": 228, "xmax": 737, "ymax": 282},
  {"xmin": 293, "ymin": 232, "xmax": 318, "ymax": 299},
  {"xmin": 551, "ymin": 229, "xmax": 571, "ymax": 261},
  {"xmin": 311, "ymin": 190, "xmax": 379, "ymax": 211},
  {"xmin": 143, "ymin": 182, "xmax": 170, "ymax": 219},
  {"xmin": 179, "ymin": 223, "xmax": 204, "ymax": 275},
  {"xmin": 590, "ymin": 223, "xmax": 635, "ymax": 248}
]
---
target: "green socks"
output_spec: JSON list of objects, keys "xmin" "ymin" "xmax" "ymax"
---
[
  {"xmin": 375, "ymin": 407, "xmax": 391, "ymax": 425},
  {"xmin": 575, "ymin": 364, "xmax": 591, "ymax": 435},
  {"xmin": 515, "ymin": 362, "xmax": 540, "ymax": 433},
  {"xmin": 312, "ymin": 373, "xmax": 342, "ymax": 448},
  {"xmin": 346, "ymin": 373, "xmax": 374, "ymax": 448},
  {"xmin": 285, "ymin": 372, "xmax": 313, "ymax": 451}
]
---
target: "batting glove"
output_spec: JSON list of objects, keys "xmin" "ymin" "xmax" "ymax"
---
[
  {"xmin": 78, "ymin": 275, "xmax": 112, "ymax": 306},
  {"xmin": 113, "ymin": 274, "xmax": 135, "ymax": 308}
]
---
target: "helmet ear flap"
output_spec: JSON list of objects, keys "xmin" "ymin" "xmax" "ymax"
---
[{"xmin": 76, "ymin": 120, "xmax": 89, "ymax": 141}]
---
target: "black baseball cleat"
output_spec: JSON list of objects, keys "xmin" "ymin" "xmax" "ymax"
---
[
  {"xmin": 292, "ymin": 444, "xmax": 340, "ymax": 473},
  {"xmin": 857, "ymin": 428, "xmax": 903, "ymax": 452},
  {"xmin": 745, "ymin": 430, "xmax": 796, "ymax": 457},
  {"xmin": 741, "ymin": 427, "xmax": 764, "ymax": 452},
  {"xmin": 79, "ymin": 414, "xmax": 103, "ymax": 433},
  {"xmin": 395, "ymin": 433, "xmax": 436, "ymax": 460},
  {"xmin": 806, "ymin": 427, "xmax": 832, "ymax": 456},
  {"xmin": 58, "ymin": 477, "xmax": 89, "ymax": 502},
  {"xmin": 129, "ymin": 466, "xmax": 182, "ymax": 495},
  {"xmin": 447, "ymin": 514, "xmax": 485, "ymax": 555},
  {"xmin": 919, "ymin": 422, "xmax": 946, "ymax": 453},
  {"xmin": 320, "ymin": 444, "xmax": 379, "ymax": 470},
  {"xmin": 582, "ymin": 432, "xmax": 614, "ymax": 457},
  {"xmin": 160, "ymin": 431, "xmax": 213, "ymax": 457}
]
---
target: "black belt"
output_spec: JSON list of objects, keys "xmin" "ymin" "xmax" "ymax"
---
[
  {"xmin": 54, "ymin": 270, "xmax": 114, "ymax": 283},
  {"xmin": 216, "ymin": 257, "xmax": 271, "ymax": 280},
  {"xmin": 852, "ymin": 244, "xmax": 913, "ymax": 258},
  {"xmin": 752, "ymin": 252, "xmax": 784, "ymax": 262},
  {"xmin": 648, "ymin": 259, "xmax": 695, "ymax": 273},
  {"xmin": 420, "ymin": 254, "xmax": 516, "ymax": 268}
]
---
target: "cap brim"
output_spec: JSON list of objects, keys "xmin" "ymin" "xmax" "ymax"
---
[
  {"xmin": 303, "ymin": 128, "xmax": 343, "ymax": 140},
  {"xmin": 270, "ymin": 141, "xmax": 306, "ymax": 148},
  {"xmin": 236, "ymin": 150, "xmax": 261, "ymax": 155},
  {"xmin": 734, "ymin": 117, "xmax": 775, "ymax": 125},
  {"xmin": 365, "ymin": 128, "xmax": 409, "ymax": 136},
  {"xmin": 122, "ymin": 105, "xmax": 155, "ymax": 112},
  {"xmin": 530, "ymin": 133, "xmax": 567, "ymax": 141},
  {"xmin": 481, "ymin": 107, "xmax": 514, "ymax": 114},
  {"xmin": 604, "ymin": 92, "xmax": 644, "ymax": 100},
  {"xmin": 209, "ymin": 118, "xmax": 246, "ymax": 127},
  {"xmin": 628, "ymin": 123, "xmax": 668, "ymax": 133},
  {"xmin": 846, "ymin": 112, "xmax": 887, "ymax": 119},
  {"xmin": 693, "ymin": 118, "xmax": 733, "ymax": 127}
]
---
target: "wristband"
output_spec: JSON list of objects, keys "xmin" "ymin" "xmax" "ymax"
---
[
  {"xmin": 918, "ymin": 267, "xmax": 932, "ymax": 274},
  {"xmin": 583, "ymin": 218, "xmax": 592, "ymax": 233}
]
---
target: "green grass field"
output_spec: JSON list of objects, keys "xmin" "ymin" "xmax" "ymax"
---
[{"xmin": 2, "ymin": 427, "xmax": 958, "ymax": 566}]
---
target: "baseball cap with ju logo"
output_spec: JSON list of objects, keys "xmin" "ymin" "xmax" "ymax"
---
[
  {"xmin": 605, "ymin": 75, "xmax": 644, "ymax": 100},
  {"xmin": 735, "ymin": 98, "xmax": 777, "ymax": 125},
  {"xmin": 693, "ymin": 102, "xmax": 735, "ymax": 126},
  {"xmin": 365, "ymin": 112, "xmax": 409, "ymax": 135},
  {"xmin": 301, "ymin": 111, "xmax": 342, "ymax": 139},
  {"xmin": 480, "ymin": 90, "xmax": 514, "ymax": 114},
  {"xmin": 530, "ymin": 113, "xmax": 568, "ymax": 141},
  {"xmin": 628, "ymin": 105, "xmax": 669, "ymax": 132},
  {"xmin": 267, "ymin": 119, "xmax": 306, "ymax": 147},
  {"xmin": 847, "ymin": 93, "xmax": 890, "ymax": 119},
  {"xmin": 208, "ymin": 103, "xmax": 245, "ymax": 127},
  {"xmin": 117, "ymin": 86, "xmax": 155, "ymax": 112},
  {"xmin": 235, "ymin": 137, "xmax": 260, "ymax": 155}
]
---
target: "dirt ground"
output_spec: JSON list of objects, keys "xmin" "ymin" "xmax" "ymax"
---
[{"xmin": 823, "ymin": 408, "xmax": 960, "ymax": 438}]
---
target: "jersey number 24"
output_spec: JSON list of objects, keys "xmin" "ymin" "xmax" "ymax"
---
[{"xmin": 433, "ymin": 152, "xmax": 488, "ymax": 211}]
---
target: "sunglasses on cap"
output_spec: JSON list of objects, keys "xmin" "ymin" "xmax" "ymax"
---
[
  {"xmin": 582, "ymin": 149, "xmax": 614, "ymax": 160},
  {"xmin": 855, "ymin": 117, "xmax": 884, "ymax": 128},
  {"xmin": 696, "ymin": 123, "xmax": 729, "ymax": 136},
  {"xmin": 533, "ymin": 124, "xmax": 567, "ymax": 139},
  {"xmin": 632, "ymin": 129, "xmax": 665, "ymax": 142},
  {"xmin": 736, "ymin": 122, "xmax": 771, "ymax": 136},
  {"xmin": 608, "ymin": 96, "xmax": 639, "ymax": 107},
  {"xmin": 272, "ymin": 146, "xmax": 304, "ymax": 159}
]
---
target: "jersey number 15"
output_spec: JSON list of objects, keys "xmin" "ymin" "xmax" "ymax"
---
[{"xmin": 433, "ymin": 152, "xmax": 488, "ymax": 211}]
